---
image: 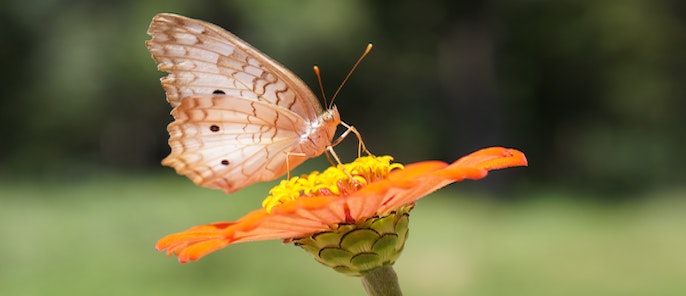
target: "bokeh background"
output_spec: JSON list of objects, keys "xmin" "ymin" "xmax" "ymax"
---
[{"xmin": 1, "ymin": 0, "xmax": 684, "ymax": 295}]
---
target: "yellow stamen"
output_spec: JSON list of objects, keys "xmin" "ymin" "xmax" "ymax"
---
[{"xmin": 262, "ymin": 156, "xmax": 404, "ymax": 213}]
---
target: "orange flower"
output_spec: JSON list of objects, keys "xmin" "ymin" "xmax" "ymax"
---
[{"xmin": 156, "ymin": 147, "xmax": 527, "ymax": 264}]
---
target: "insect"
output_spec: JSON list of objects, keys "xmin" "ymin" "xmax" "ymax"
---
[{"xmin": 146, "ymin": 13, "xmax": 369, "ymax": 193}]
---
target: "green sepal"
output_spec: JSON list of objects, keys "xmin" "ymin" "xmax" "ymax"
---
[{"xmin": 293, "ymin": 204, "xmax": 414, "ymax": 277}]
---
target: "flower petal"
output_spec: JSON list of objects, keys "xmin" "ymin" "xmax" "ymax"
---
[
  {"xmin": 353, "ymin": 147, "xmax": 527, "ymax": 216},
  {"xmin": 447, "ymin": 147, "xmax": 528, "ymax": 172},
  {"xmin": 156, "ymin": 197, "xmax": 346, "ymax": 263}
]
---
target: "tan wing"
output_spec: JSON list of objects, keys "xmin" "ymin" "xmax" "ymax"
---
[
  {"xmin": 163, "ymin": 95, "xmax": 311, "ymax": 193},
  {"xmin": 146, "ymin": 13, "xmax": 322, "ymax": 121}
]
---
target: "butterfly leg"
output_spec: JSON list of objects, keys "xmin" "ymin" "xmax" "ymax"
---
[
  {"xmin": 325, "ymin": 146, "xmax": 344, "ymax": 166},
  {"xmin": 325, "ymin": 146, "xmax": 355, "ymax": 180},
  {"xmin": 333, "ymin": 121, "xmax": 373, "ymax": 157},
  {"xmin": 323, "ymin": 149, "xmax": 337, "ymax": 166},
  {"xmin": 285, "ymin": 151, "xmax": 308, "ymax": 180}
]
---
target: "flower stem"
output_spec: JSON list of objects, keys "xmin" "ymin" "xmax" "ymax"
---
[{"xmin": 360, "ymin": 265, "xmax": 403, "ymax": 296}]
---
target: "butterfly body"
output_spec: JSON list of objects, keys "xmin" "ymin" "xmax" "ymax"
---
[{"xmin": 147, "ymin": 13, "xmax": 341, "ymax": 193}]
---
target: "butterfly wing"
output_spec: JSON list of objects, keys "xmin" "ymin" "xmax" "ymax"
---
[
  {"xmin": 146, "ymin": 13, "xmax": 323, "ymax": 121},
  {"xmin": 163, "ymin": 95, "xmax": 312, "ymax": 193},
  {"xmin": 146, "ymin": 13, "xmax": 337, "ymax": 192}
]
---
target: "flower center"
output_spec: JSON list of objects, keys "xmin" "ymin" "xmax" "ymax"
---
[{"xmin": 262, "ymin": 156, "xmax": 404, "ymax": 212}]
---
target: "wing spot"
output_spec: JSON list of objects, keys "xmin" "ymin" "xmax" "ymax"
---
[
  {"xmin": 210, "ymin": 125, "xmax": 220, "ymax": 132},
  {"xmin": 213, "ymin": 89, "xmax": 225, "ymax": 95},
  {"xmin": 221, "ymin": 160, "xmax": 230, "ymax": 166}
]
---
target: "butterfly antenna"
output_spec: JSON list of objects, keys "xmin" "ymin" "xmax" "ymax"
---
[
  {"xmin": 313, "ymin": 65, "xmax": 329, "ymax": 107},
  {"xmin": 329, "ymin": 43, "xmax": 373, "ymax": 109}
]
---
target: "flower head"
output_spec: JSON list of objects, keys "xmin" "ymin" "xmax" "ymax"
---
[
  {"xmin": 156, "ymin": 147, "xmax": 527, "ymax": 271},
  {"xmin": 262, "ymin": 155, "xmax": 403, "ymax": 213}
]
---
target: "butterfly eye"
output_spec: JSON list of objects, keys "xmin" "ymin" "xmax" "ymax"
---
[
  {"xmin": 210, "ymin": 125, "xmax": 220, "ymax": 132},
  {"xmin": 322, "ymin": 111, "xmax": 333, "ymax": 121},
  {"xmin": 213, "ymin": 89, "xmax": 226, "ymax": 95}
]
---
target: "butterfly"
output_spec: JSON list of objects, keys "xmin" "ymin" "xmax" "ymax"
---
[{"xmin": 146, "ymin": 13, "xmax": 367, "ymax": 193}]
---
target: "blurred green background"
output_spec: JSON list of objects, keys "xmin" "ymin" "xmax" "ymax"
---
[{"xmin": 1, "ymin": 0, "xmax": 684, "ymax": 295}]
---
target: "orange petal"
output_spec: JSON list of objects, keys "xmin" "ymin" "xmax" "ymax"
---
[
  {"xmin": 388, "ymin": 160, "xmax": 448, "ymax": 181},
  {"xmin": 450, "ymin": 147, "xmax": 528, "ymax": 171},
  {"xmin": 353, "ymin": 147, "xmax": 527, "ymax": 216},
  {"xmin": 176, "ymin": 239, "xmax": 231, "ymax": 263},
  {"xmin": 156, "ymin": 222, "xmax": 236, "ymax": 263},
  {"xmin": 155, "ymin": 198, "xmax": 349, "ymax": 262}
]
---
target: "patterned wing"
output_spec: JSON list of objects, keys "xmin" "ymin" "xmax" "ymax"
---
[
  {"xmin": 146, "ymin": 13, "xmax": 323, "ymax": 121},
  {"xmin": 162, "ymin": 95, "xmax": 311, "ymax": 193}
]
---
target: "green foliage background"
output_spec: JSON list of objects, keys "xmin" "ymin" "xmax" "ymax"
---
[
  {"xmin": 2, "ymin": 0, "xmax": 684, "ymax": 193},
  {"xmin": 1, "ymin": 0, "xmax": 685, "ymax": 295}
]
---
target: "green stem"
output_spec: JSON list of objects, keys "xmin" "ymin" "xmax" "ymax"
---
[{"xmin": 360, "ymin": 265, "xmax": 403, "ymax": 296}]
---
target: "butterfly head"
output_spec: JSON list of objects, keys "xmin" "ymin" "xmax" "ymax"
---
[
  {"xmin": 322, "ymin": 105, "xmax": 341, "ymax": 127},
  {"xmin": 318, "ymin": 105, "xmax": 341, "ymax": 147}
]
